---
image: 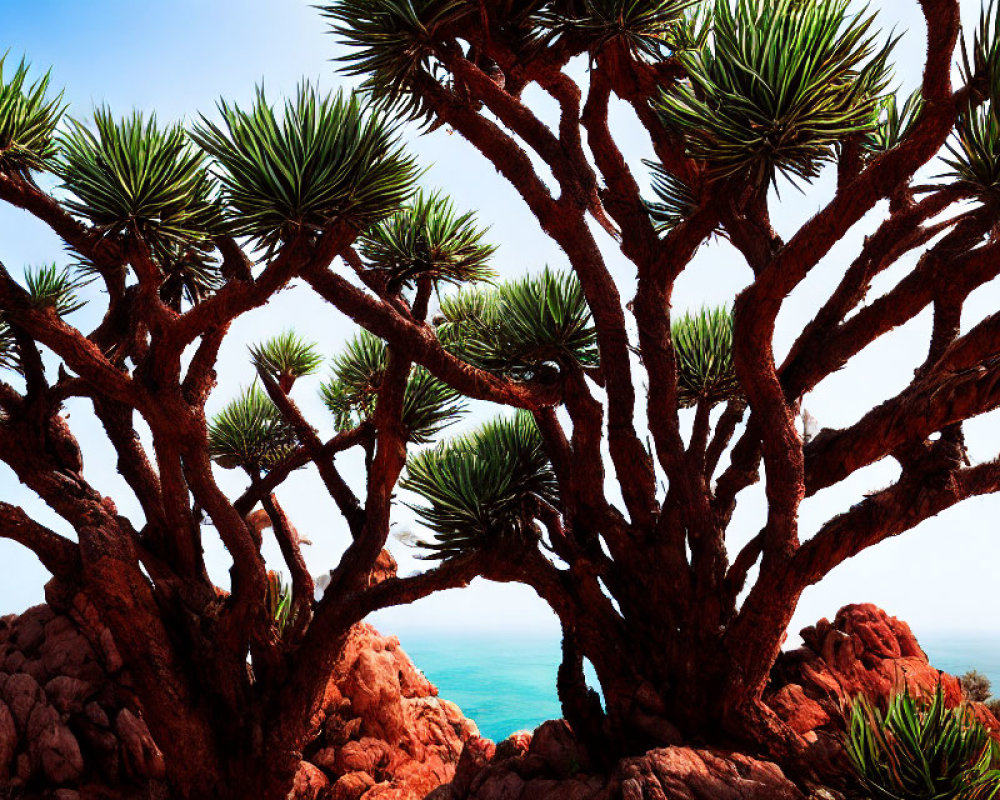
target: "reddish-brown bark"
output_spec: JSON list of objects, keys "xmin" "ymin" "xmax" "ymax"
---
[{"xmin": 4, "ymin": 0, "xmax": 1000, "ymax": 793}]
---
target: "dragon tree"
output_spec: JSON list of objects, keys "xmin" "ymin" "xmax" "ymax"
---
[
  {"xmin": 0, "ymin": 76, "xmax": 507, "ymax": 797},
  {"xmin": 318, "ymin": 0, "xmax": 1000, "ymax": 771},
  {"xmin": 5, "ymin": 0, "xmax": 1000, "ymax": 795}
]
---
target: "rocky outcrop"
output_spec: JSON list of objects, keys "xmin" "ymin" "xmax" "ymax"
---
[
  {"xmin": 766, "ymin": 603, "xmax": 1000, "ymax": 781},
  {"xmin": 0, "ymin": 587, "xmax": 476, "ymax": 800},
  {"xmin": 0, "ymin": 587, "xmax": 166, "ymax": 799},
  {"xmin": 429, "ymin": 719, "xmax": 806, "ymax": 800},
  {"xmin": 296, "ymin": 622, "xmax": 479, "ymax": 800},
  {"xmin": 434, "ymin": 604, "xmax": 998, "ymax": 800}
]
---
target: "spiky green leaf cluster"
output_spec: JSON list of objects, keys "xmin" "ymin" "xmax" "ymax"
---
[
  {"xmin": 251, "ymin": 331, "xmax": 324, "ymax": 389},
  {"xmin": 208, "ymin": 386, "xmax": 298, "ymax": 472},
  {"xmin": 942, "ymin": 99, "xmax": 1000, "ymax": 205},
  {"xmin": 671, "ymin": 307, "xmax": 739, "ymax": 409},
  {"xmin": 358, "ymin": 190, "xmax": 496, "ymax": 290},
  {"xmin": 658, "ymin": 0, "xmax": 895, "ymax": 186},
  {"xmin": 533, "ymin": 0, "xmax": 700, "ymax": 59},
  {"xmin": 402, "ymin": 412, "xmax": 557, "ymax": 560},
  {"xmin": 437, "ymin": 268, "xmax": 598, "ymax": 381},
  {"xmin": 320, "ymin": 331, "xmax": 465, "ymax": 443},
  {"xmin": 643, "ymin": 160, "xmax": 718, "ymax": 235},
  {"xmin": 846, "ymin": 684, "xmax": 1000, "ymax": 800},
  {"xmin": 265, "ymin": 570, "xmax": 298, "ymax": 637},
  {"xmin": 192, "ymin": 84, "xmax": 419, "ymax": 254},
  {"xmin": 0, "ymin": 318, "xmax": 15, "ymax": 373},
  {"xmin": 863, "ymin": 89, "xmax": 924, "ymax": 156},
  {"xmin": 58, "ymin": 110, "xmax": 220, "ymax": 254},
  {"xmin": 24, "ymin": 264, "xmax": 87, "ymax": 316},
  {"xmin": 0, "ymin": 57, "xmax": 63, "ymax": 175},
  {"xmin": 321, "ymin": 0, "xmax": 470, "ymax": 123},
  {"xmin": 962, "ymin": 1, "xmax": 1000, "ymax": 102}
]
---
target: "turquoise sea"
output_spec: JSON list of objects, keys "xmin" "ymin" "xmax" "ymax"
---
[{"xmin": 397, "ymin": 631, "xmax": 1000, "ymax": 743}]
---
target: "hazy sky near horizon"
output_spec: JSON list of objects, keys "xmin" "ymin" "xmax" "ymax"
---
[{"xmin": 1, "ymin": 0, "xmax": 999, "ymax": 647}]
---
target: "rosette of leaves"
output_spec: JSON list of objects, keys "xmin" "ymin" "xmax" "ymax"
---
[
  {"xmin": 0, "ymin": 263, "xmax": 86, "ymax": 374},
  {"xmin": 250, "ymin": 331, "xmax": 323, "ymax": 393},
  {"xmin": 643, "ymin": 160, "xmax": 722, "ymax": 236},
  {"xmin": 357, "ymin": 190, "xmax": 496, "ymax": 291},
  {"xmin": 862, "ymin": 90, "xmax": 923, "ymax": 156},
  {"xmin": 192, "ymin": 83, "xmax": 419, "ymax": 254},
  {"xmin": 208, "ymin": 386, "xmax": 298, "ymax": 473},
  {"xmin": 532, "ymin": 0, "xmax": 700, "ymax": 60},
  {"xmin": 672, "ymin": 307, "xmax": 739, "ymax": 409},
  {"xmin": 320, "ymin": 331, "xmax": 465, "ymax": 443},
  {"xmin": 321, "ymin": 0, "xmax": 472, "ymax": 124},
  {"xmin": 58, "ymin": 109, "xmax": 221, "ymax": 257},
  {"xmin": 846, "ymin": 684, "xmax": 1000, "ymax": 800},
  {"xmin": 436, "ymin": 268, "xmax": 598, "ymax": 381},
  {"xmin": 657, "ymin": 0, "xmax": 895, "ymax": 186},
  {"xmin": 942, "ymin": 96, "xmax": 1000, "ymax": 206},
  {"xmin": 402, "ymin": 412, "xmax": 557, "ymax": 560},
  {"xmin": 0, "ymin": 57, "xmax": 64, "ymax": 175}
]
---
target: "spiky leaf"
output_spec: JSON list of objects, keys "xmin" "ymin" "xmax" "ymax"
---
[
  {"xmin": 402, "ymin": 412, "xmax": 557, "ymax": 560},
  {"xmin": 192, "ymin": 84, "xmax": 420, "ymax": 254},
  {"xmin": 671, "ymin": 307, "xmax": 739, "ymax": 409},
  {"xmin": 208, "ymin": 386, "xmax": 297, "ymax": 472},
  {"xmin": 863, "ymin": 89, "xmax": 924, "ymax": 156},
  {"xmin": 320, "ymin": 331, "xmax": 465, "ymax": 443},
  {"xmin": 58, "ymin": 109, "xmax": 220, "ymax": 254},
  {"xmin": 437, "ymin": 268, "xmax": 598, "ymax": 381},
  {"xmin": 251, "ymin": 331, "xmax": 324, "ymax": 390},
  {"xmin": 846, "ymin": 683, "xmax": 1000, "ymax": 800},
  {"xmin": 0, "ymin": 57, "xmax": 63, "ymax": 175},
  {"xmin": 533, "ymin": 0, "xmax": 700, "ymax": 60},
  {"xmin": 942, "ymin": 101, "xmax": 1000, "ymax": 205},
  {"xmin": 658, "ymin": 0, "xmax": 895, "ymax": 186},
  {"xmin": 24, "ymin": 264, "xmax": 86, "ymax": 316},
  {"xmin": 358, "ymin": 190, "xmax": 496, "ymax": 289},
  {"xmin": 321, "ymin": 0, "xmax": 471, "ymax": 124}
]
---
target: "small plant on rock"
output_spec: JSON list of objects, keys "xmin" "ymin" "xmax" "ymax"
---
[{"xmin": 846, "ymin": 683, "xmax": 1000, "ymax": 800}]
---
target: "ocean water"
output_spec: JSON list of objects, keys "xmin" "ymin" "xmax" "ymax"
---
[{"xmin": 396, "ymin": 630, "xmax": 1000, "ymax": 743}]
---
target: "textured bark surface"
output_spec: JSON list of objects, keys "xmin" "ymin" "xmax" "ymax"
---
[{"xmin": 0, "ymin": 591, "xmax": 476, "ymax": 800}]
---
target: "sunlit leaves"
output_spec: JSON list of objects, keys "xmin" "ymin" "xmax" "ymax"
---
[
  {"xmin": 658, "ymin": 0, "xmax": 894, "ymax": 186},
  {"xmin": 24, "ymin": 264, "xmax": 87, "ymax": 316},
  {"xmin": 251, "ymin": 331, "xmax": 324, "ymax": 391},
  {"xmin": 402, "ymin": 412, "xmax": 557, "ymax": 560},
  {"xmin": 321, "ymin": 0, "xmax": 471, "ymax": 124},
  {"xmin": 0, "ymin": 57, "xmax": 63, "ymax": 175},
  {"xmin": 534, "ymin": 0, "xmax": 700, "ymax": 60},
  {"xmin": 320, "ymin": 331, "xmax": 465, "ymax": 443},
  {"xmin": 437, "ymin": 268, "xmax": 598, "ymax": 381},
  {"xmin": 193, "ymin": 84, "xmax": 420, "ymax": 254},
  {"xmin": 358, "ymin": 190, "xmax": 496, "ymax": 290},
  {"xmin": 671, "ymin": 306, "xmax": 739, "ymax": 409},
  {"xmin": 863, "ymin": 90, "xmax": 924, "ymax": 156},
  {"xmin": 846, "ymin": 684, "xmax": 1000, "ymax": 800},
  {"xmin": 58, "ymin": 110, "xmax": 220, "ymax": 254},
  {"xmin": 942, "ymin": 101, "xmax": 1000, "ymax": 205},
  {"xmin": 208, "ymin": 386, "xmax": 297, "ymax": 472}
]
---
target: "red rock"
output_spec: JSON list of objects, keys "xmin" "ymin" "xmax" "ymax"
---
[
  {"xmin": 28, "ymin": 703, "xmax": 85, "ymax": 785},
  {"xmin": 3, "ymin": 672, "xmax": 43, "ymax": 733},
  {"xmin": 115, "ymin": 707, "xmax": 165, "ymax": 780},
  {"xmin": 292, "ymin": 761, "xmax": 330, "ymax": 800},
  {"xmin": 46, "ymin": 676, "xmax": 93, "ymax": 714},
  {"xmin": 0, "ymin": 699, "xmax": 15, "ymax": 780},
  {"xmin": 330, "ymin": 770, "xmax": 377, "ymax": 800},
  {"xmin": 767, "ymin": 604, "xmax": 994, "ymax": 740}
]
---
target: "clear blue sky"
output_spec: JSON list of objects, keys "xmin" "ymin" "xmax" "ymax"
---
[{"xmin": 1, "ymin": 0, "xmax": 999, "ymax": 645}]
